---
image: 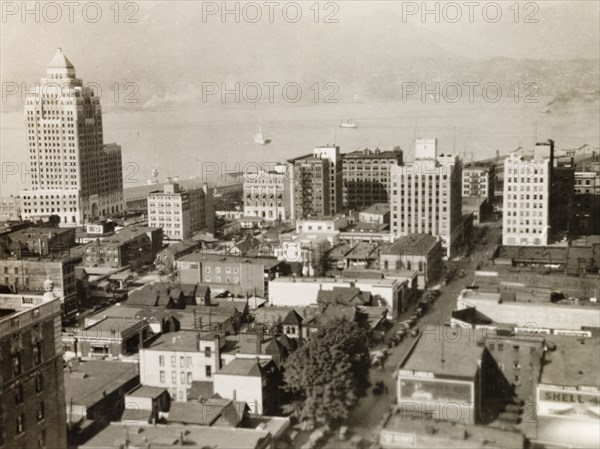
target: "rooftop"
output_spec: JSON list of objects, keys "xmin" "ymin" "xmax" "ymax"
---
[
  {"xmin": 382, "ymin": 414, "xmax": 524, "ymax": 448},
  {"xmin": 343, "ymin": 148, "xmax": 402, "ymax": 159},
  {"xmin": 271, "ymin": 276, "xmax": 397, "ymax": 287},
  {"xmin": 400, "ymin": 325, "xmax": 486, "ymax": 379},
  {"xmin": 462, "ymin": 196, "xmax": 488, "ymax": 208},
  {"xmin": 360, "ymin": 203, "xmax": 391, "ymax": 215},
  {"xmin": 216, "ymin": 358, "xmax": 271, "ymax": 377},
  {"xmin": 382, "ymin": 233, "xmax": 439, "ymax": 256},
  {"xmin": 178, "ymin": 252, "xmax": 280, "ymax": 269},
  {"xmin": 64, "ymin": 360, "xmax": 139, "ymax": 408},
  {"xmin": 82, "ymin": 316, "xmax": 145, "ymax": 337},
  {"xmin": 540, "ymin": 336, "xmax": 600, "ymax": 388},
  {"xmin": 126, "ymin": 385, "xmax": 168, "ymax": 399},
  {"xmin": 145, "ymin": 330, "xmax": 217, "ymax": 352},
  {"xmin": 79, "ymin": 423, "xmax": 270, "ymax": 449},
  {"xmin": 168, "ymin": 399, "xmax": 247, "ymax": 427}
]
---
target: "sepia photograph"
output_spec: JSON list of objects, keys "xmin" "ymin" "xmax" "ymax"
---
[{"xmin": 0, "ymin": 1, "xmax": 599, "ymax": 448}]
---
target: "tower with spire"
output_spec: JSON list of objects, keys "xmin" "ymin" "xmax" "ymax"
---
[{"xmin": 20, "ymin": 48, "xmax": 124, "ymax": 226}]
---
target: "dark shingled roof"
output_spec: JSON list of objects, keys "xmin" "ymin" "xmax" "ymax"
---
[{"xmin": 282, "ymin": 310, "xmax": 303, "ymax": 325}]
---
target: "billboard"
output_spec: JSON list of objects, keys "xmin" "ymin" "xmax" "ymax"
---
[
  {"xmin": 399, "ymin": 377, "xmax": 473, "ymax": 404},
  {"xmin": 537, "ymin": 385, "xmax": 600, "ymax": 420}
]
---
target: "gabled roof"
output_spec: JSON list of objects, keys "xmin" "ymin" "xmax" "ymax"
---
[
  {"xmin": 282, "ymin": 309, "xmax": 303, "ymax": 325},
  {"xmin": 316, "ymin": 287, "xmax": 370, "ymax": 306},
  {"xmin": 187, "ymin": 381, "xmax": 214, "ymax": 401}
]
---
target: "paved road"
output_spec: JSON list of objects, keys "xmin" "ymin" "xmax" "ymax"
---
[{"xmin": 322, "ymin": 221, "xmax": 502, "ymax": 447}]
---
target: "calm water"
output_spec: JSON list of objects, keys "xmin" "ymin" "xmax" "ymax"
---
[{"xmin": 2, "ymin": 98, "xmax": 599, "ymax": 195}]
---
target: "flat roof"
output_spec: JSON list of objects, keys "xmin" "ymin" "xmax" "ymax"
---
[
  {"xmin": 79, "ymin": 423, "xmax": 270, "ymax": 449},
  {"xmin": 271, "ymin": 276, "xmax": 397, "ymax": 287},
  {"xmin": 400, "ymin": 325, "xmax": 486, "ymax": 379},
  {"xmin": 178, "ymin": 252, "xmax": 280, "ymax": 268},
  {"xmin": 216, "ymin": 358, "xmax": 269, "ymax": 376},
  {"xmin": 540, "ymin": 336, "xmax": 600, "ymax": 388},
  {"xmin": 383, "ymin": 233, "xmax": 439, "ymax": 256},
  {"xmin": 126, "ymin": 385, "xmax": 168, "ymax": 399},
  {"xmin": 83, "ymin": 316, "xmax": 144, "ymax": 336},
  {"xmin": 359, "ymin": 203, "xmax": 390, "ymax": 215},
  {"xmin": 462, "ymin": 196, "xmax": 488, "ymax": 207},
  {"xmin": 382, "ymin": 414, "xmax": 524, "ymax": 448},
  {"xmin": 64, "ymin": 360, "xmax": 139, "ymax": 407},
  {"xmin": 145, "ymin": 330, "xmax": 217, "ymax": 352}
]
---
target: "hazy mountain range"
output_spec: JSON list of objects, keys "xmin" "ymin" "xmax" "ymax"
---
[{"xmin": 1, "ymin": 1, "xmax": 598, "ymax": 111}]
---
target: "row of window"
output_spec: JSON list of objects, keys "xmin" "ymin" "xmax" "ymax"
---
[{"xmin": 159, "ymin": 367, "xmax": 211, "ymax": 384}]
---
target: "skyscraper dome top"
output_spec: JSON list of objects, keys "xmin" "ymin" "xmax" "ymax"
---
[{"xmin": 47, "ymin": 48, "xmax": 74, "ymax": 69}]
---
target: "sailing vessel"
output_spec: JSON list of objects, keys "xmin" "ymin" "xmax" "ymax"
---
[
  {"xmin": 541, "ymin": 106, "xmax": 552, "ymax": 114},
  {"xmin": 254, "ymin": 126, "xmax": 271, "ymax": 145},
  {"xmin": 339, "ymin": 119, "xmax": 357, "ymax": 129}
]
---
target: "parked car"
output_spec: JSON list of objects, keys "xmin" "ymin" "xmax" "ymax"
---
[
  {"xmin": 338, "ymin": 426, "xmax": 350, "ymax": 441},
  {"xmin": 372, "ymin": 381, "xmax": 385, "ymax": 395},
  {"xmin": 410, "ymin": 328, "xmax": 420, "ymax": 337}
]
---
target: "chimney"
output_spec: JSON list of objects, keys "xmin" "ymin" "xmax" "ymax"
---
[{"xmin": 256, "ymin": 327, "xmax": 264, "ymax": 354}]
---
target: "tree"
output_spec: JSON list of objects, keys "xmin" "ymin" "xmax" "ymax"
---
[{"xmin": 282, "ymin": 317, "xmax": 370, "ymax": 426}]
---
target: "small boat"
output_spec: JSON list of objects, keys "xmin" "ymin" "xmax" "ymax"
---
[
  {"xmin": 254, "ymin": 127, "xmax": 271, "ymax": 145},
  {"xmin": 339, "ymin": 119, "xmax": 357, "ymax": 129},
  {"xmin": 541, "ymin": 107, "xmax": 551, "ymax": 114}
]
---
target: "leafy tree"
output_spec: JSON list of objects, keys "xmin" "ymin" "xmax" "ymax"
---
[{"xmin": 282, "ymin": 317, "xmax": 370, "ymax": 426}]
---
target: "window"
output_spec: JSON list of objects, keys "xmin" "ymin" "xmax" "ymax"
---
[
  {"xmin": 160, "ymin": 371, "xmax": 165, "ymax": 383},
  {"xmin": 33, "ymin": 343, "xmax": 42, "ymax": 365},
  {"xmin": 187, "ymin": 372, "xmax": 192, "ymax": 384},
  {"xmin": 37, "ymin": 402, "xmax": 45, "ymax": 421},
  {"xmin": 180, "ymin": 357, "xmax": 185, "ymax": 368},
  {"xmin": 159, "ymin": 355, "xmax": 164, "ymax": 367},
  {"xmin": 498, "ymin": 344, "xmax": 504, "ymax": 352},
  {"xmin": 171, "ymin": 372, "xmax": 177, "ymax": 383},
  {"xmin": 204, "ymin": 347, "xmax": 211, "ymax": 357},
  {"xmin": 180, "ymin": 372, "xmax": 186, "ymax": 384},
  {"xmin": 171, "ymin": 356, "xmax": 176, "ymax": 367},
  {"xmin": 205, "ymin": 366, "xmax": 212, "ymax": 377},
  {"xmin": 12, "ymin": 353, "xmax": 22, "ymax": 376},
  {"xmin": 16, "ymin": 414, "xmax": 25, "ymax": 434},
  {"xmin": 35, "ymin": 374, "xmax": 44, "ymax": 393},
  {"xmin": 186, "ymin": 357, "xmax": 192, "ymax": 368},
  {"xmin": 15, "ymin": 384, "xmax": 24, "ymax": 404}
]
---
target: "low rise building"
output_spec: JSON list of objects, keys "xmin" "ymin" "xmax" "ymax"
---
[
  {"xmin": 454, "ymin": 288, "xmax": 600, "ymax": 335},
  {"xmin": 213, "ymin": 358, "xmax": 281, "ymax": 416},
  {"xmin": 155, "ymin": 239, "xmax": 201, "ymax": 270},
  {"xmin": 64, "ymin": 316, "xmax": 150, "ymax": 358},
  {"xmin": 358, "ymin": 203, "xmax": 390, "ymax": 224},
  {"xmin": 380, "ymin": 234, "xmax": 443, "ymax": 289},
  {"xmin": 176, "ymin": 253, "xmax": 282, "ymax": 298},
  {"xmin": 535, "ymin": 336, "xmax": 600, "ymax": 448},
  {"xmin": 79, "ymin": 225, "xmax": 163, "ymax": 270},
  {"xmin": 0, "ymin": 226, "xmax": 76, "ymax": 257},
  {"xmin": 269, "ymin": 276, "xmax": 405, "ymax": 318},
  {"xmin": 64, "ymin": 359, "xmax": 140, "ymax": 444},
  {"xmin": 79, "ymin": 423, "xmax": 272, "ymax": 449},
  {"xmin": 147, "ymin": 182, "xmax": 214, "ymax": 240},
  {"xmin": 397, "ymin": 326, "xmax": 508, "ymax": 425},
  {"xmin": 0, "ymin": 195, "xmax": 21, "ymax": 221},
  {"xmin": 139, "ymin": 331, "xmax": 224, "ymax": 402}
]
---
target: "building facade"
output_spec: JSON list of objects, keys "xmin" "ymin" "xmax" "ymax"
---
[
  {"xmin": 0, "ymin": 196, "xmax": 21, "ymax": 221},
  {"xmin": 148, "ymin": 182, "xmax": 214, "ymax": 240},
  {"xmin": 243, "ymin": 165, "xmax": 290, "ymax": 221},
  {"xmin": 139, "ymin": 332, "xmax": 223, "ymax": 402},
  {"xmin": 20, "ymin": 49, "xmax": 124, "ymax": 226},
  {"xmin": 287, "ymin": 146, "xmax": 342, "ymax": 219},
  {"xmin": 0, "ymin": 294, "xmax": 67, "ymax": 449},
  {"xmin": 462, "ymin": 163, "xmax": 494, "ymax": 204},
  {"xmin": 502, "ymin": 146, "xmax": 551, "ymax": 246},
  {"xmin": 0, "ymin": 256, "xmax": 80, "ymax": 316},
  {"xmin": 390, "ymin": 139, "xmax": 463, "ymax": 258},
  {"xmin": 342, "ymin": 148, "xmax": 403, "ymax": 209}
]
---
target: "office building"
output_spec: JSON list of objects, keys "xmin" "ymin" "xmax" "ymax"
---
[
  {"xmin": 20, "ymin": 49, "xmax": 124, "ymax": 226},
  {"xmin": 342, "ymin": 148, "xmax": 403, "ymax": 209},
  {"xmin": 0, "ymin": 291, "xmax": 67, "ymax": 449},
  {"xmin": 0, "ymin": 196, "xmax": 21, "ymax": 221},
  {"xmin": 390, "ymin": 139, "xmax": 463, "ymax": 258},
  {"xmin": 148, "ymin": 182, "xmax": 214, "ymax": 240},
  {"xmin": 243, "ymin": 164, "xmax": 290, "ymax": 221},
  {"xmin": 462, "ymin": 163, "xmax": 494, "ymax": 203}
]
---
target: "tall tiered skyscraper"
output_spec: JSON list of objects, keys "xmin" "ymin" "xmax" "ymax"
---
[{"xmin": 20, "ymin": 49, "xmax": 124, "ymax": 226}]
